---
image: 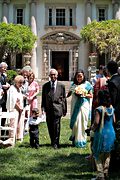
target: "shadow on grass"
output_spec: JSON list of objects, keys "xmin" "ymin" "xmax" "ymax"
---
[
  {"xmin": 18, "ymin": 142, "xmax": 73, "ymax": 149},
  {"xmin": 0, "ymin": 148, "xmax": 120, "ymax": 179},
  {"xmin": 29, "ymin": 152, "xmax": 94, "ymax": 179},
  {"xmin": 0, "ymin": 177, "xmax": 38, "ymax": 180}
]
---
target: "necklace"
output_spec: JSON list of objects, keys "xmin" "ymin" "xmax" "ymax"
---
[{"xmin": 104, "ymin": 105, "xmax": 114, "ymax": 116}]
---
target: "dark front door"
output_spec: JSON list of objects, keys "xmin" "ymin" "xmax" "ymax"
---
[{"xmin": 52, "ymin": 51, "xmax": 69, "ymax": 81}]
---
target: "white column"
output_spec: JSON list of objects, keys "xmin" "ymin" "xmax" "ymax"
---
[
  {"xmin": 3, "ymin": 1, "xmax": 8, "ymax": 20},
  {"xmin": 113, "ymin": 2, "xmax": 119, "ymax": 19},
  {"xmin": 48, "ymin": 49, "xmax": 51, "ymax": 71},
  {"xmin": 48, "ymin": 49, "xmax": 51, "ymax": 80},
  {"xmin": 0, "ymin": 0, "xmax": 2, "ymax": 22},
  {"xmin": 31, "ymin": 16, "xmax": 37, "ymax": 77},
  {"xmin": 31, "ymin": 2, "xmax": 36, "ymax": 18},
  {"xmin": 69, "ymin": 49, "xmax": 73, "ymax": 81},
  {"xmin": 85, "ymin": 0, "xmax": 92, "ymax": 24},
  {"xmin": 78, "ymin": 42, "xmax": 89, "ymax": 76}
]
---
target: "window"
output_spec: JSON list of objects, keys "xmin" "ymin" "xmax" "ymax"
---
[
  {"xmin": 97, "ymin": 6, "xmax": 108, "ymax": 21},
  {"xmin": 56, "ymin": 9, "xmax": 65, "ymax": 26},
  {"xmin": 46, "ymin": 4, "xmax": 76, "ymax": 27},
  {"xmin": 14, "ymin": 4, "xmax": 25, "ymax": 24},
  {"xmin": 17, "ymin": 9, "xmax": 23, "ymax": 24},
  {"xmin": 69, "ymin": 9, "xmax": 73, "ymax": 26},
  {"xmin": 98, "ymin": 8, "xmax": 105, "ymax": 21},
  {"xmin": 49, "ymin": 9, "xmax": 52, "ymax": 26}
]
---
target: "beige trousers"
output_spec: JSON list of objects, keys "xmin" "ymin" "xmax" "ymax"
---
[
  {"xmin": 95, "ymin": 152, "xmax": 111, "ymax": 178},
  {"xmin": 9, "ymin": 109, "xmax": 25, "ymax": 144}
]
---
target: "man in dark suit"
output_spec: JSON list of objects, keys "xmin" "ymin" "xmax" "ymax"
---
[
  {"xmin": 107, "ymin": 60, "xmax": 120, "ymax": 122},
  {"xmin": 41, "ymin": 68, "xmax": 67, "ymax": 149},
  {"xmin": 0, "ymin": 62, "xmax": 10, "ymax": 139},
  {"xmin": 0, "ymin": 62, "xmax": 10, "ymax": 119}
]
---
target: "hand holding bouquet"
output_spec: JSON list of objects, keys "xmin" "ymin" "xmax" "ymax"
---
[{"xmin": 75, "ymin": 85, "xmax": 88, "ymax": 97}]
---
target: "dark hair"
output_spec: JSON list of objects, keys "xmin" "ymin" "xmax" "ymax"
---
[
  {"xmin": 99, "ymin": 65, "xmax": 104, "ymax": 70},
  {"xmin": 103, "ymin": 66, "xmax": 108, "ymax": 77},
  {"xmin": 73, "ymin": 69, "xmax": 86, "ymax": 85},
  {"xmin": 107, "ymin": 60, "xmax": 118, "ymax": 75},
  {"xmin": 32, "ymin": 108, "xmax": 39, "ymax": 114},
  {"xmin": 98, "ymin": 90, "xmax": 111, "ymax": 107}
]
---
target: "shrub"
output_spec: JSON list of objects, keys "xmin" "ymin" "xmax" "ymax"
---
[{"xmin": 6, "ymin": 70, "xmax": 18, "ymax": 84}]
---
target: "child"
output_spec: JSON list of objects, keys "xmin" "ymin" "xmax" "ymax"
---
[
  {"xmin": 29, "ymin": 108, "xmax": 41, "ymax": 149},
  {"xmin": 91, "ymin": 90, "xmax": 116, "ymax": 180}
]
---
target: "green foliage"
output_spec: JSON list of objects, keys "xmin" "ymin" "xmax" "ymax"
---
[
  {"xmin": 6, "ymin": 69, "xmax": 18, "ymax": 84},
  {"xmin": 0, "ymin": 119, "xmax": 95, "ymax": 179},
  {"xmin": 0, "ymin": 118, "xmax": 119, "ymax": 179},
  {"xmin": 80, "ymin": 20, "xmax": 120, "ymax": 60},
  {"xmin": 0, "ymin": 22, "xmax": 37, "ymax": 59}
]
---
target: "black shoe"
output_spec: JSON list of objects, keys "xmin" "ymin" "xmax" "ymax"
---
[
  {"xmin": 35, "ymin": 146, "xmax": 39, "ymax": 149},
  {"xmin": 53, "ymin": 144, "xmax": 58, "ymax": 149}
]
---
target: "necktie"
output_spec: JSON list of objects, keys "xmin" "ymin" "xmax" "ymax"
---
[{"xmin": 51, "ymin": 81, "xmax": 55, "ymax": 94}]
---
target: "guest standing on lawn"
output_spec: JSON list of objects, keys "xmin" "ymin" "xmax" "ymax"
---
[
  {"xmin": 1, "ymin": 75, "xmax": 25, "ymax": 147},
  {"xmin": 67, "ymin": 70, "xmax": 93, "ymax": 148},
  {"xmin": 41, "ymin": 68, "xmax": 67, "ymax": 149},
  {"xmin": 107, "ymin": 60, "xmax": 120, "ymax": 123},
  {"xmin": 27, "ymin": 72, "xmax": 40, "ymax": 116},
  {"xmin": 20, "ymin": 69, "xmax": 30, "ymax": 134},
  {"xmin": 29, "ymin": 108, "xmax": 41, "ymax": 149},
  {"xmin": 0, "ymin": 62, "xmax": 10, "ymax": 138},
  {"xmin": 91, "ymin": 90, "xmax": 116, "ymax": 180}
]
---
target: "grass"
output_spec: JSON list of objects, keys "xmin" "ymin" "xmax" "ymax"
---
[{"xmin": 0, "ymin": 118, "xmax": 119, "ymax": 180}]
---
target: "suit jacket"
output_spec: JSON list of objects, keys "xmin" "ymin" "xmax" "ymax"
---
[
  {"xmin": 108, "ymin": 73, "xmax": 120, "ymax": 121},
  {"xmin": 41, "ymin": 81, "xmax": 67, "ymax": 117},
  {"xmin": 0, "ymin": 73, "xmax": 7, "ymax": 105}
]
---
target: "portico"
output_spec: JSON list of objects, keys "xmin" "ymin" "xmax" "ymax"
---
[{"xmin": 41, "ymin": 31, "xmax": 80, "ymax": 81}]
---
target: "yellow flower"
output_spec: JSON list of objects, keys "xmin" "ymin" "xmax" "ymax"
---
[{"xmin": 75, "ymin": 85, "xmax": 88, "ymax": 96}]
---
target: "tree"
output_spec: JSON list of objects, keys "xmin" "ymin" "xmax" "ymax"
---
[
  {"xmin": 0, "ymin": 22, "xmax": 37, "ymax": 60},
  {"xmin": 80, "ymin": 19, "xmax": 120, "ymax": 61}
]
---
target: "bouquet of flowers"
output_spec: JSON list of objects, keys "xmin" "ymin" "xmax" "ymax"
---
[{"xmin": 74, "ymin": 85, "xmax": 88, "ymax": 97}]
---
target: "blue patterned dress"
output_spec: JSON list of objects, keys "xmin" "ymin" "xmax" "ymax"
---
[{"xmin": 92, "ymin": 106, "xmax": 116, "ymax": 159}]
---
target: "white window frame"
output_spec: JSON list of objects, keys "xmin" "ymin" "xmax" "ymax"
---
[
  {"xmin": 96, "ymin": 5, "xmax": 108, "ymax": 21},
  {"xmin": 45, "ymin": 3, "xmax": 76, "ymax": 27},
  {"xmin": 56, "ymin": 8, "xmax": 66, "ymax": 26},
  {"xmin": 14, "ymin": 4, "xmax": 25, "ymax": 24}
]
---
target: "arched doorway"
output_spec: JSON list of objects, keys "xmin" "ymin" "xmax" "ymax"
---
[{"xmin": 41, "ymin": 31, "xmax": 80, "ymax": 80}]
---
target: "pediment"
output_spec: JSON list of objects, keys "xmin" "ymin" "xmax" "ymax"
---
[{"xmin": 41, "ymin": 31, "xmax": 80, "ymax": 44}]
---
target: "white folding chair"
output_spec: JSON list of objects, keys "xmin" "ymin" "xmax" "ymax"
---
[
  {"xmin": 24, "ymin": 105, "xmax": 30, "ymax": 132},
  {"xmin": 0, "ymin": 111, "xmax": 17, "ymax": 144}
]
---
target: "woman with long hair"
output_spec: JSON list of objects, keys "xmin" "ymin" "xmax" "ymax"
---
[{"xmin": 67, "ymin": 69, "xmax": 93, "ymax": 148}]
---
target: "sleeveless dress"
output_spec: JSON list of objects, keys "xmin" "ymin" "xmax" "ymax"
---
[{"xmin": 92, "ymin": 106, "xmax": 116, "ymax": 159}]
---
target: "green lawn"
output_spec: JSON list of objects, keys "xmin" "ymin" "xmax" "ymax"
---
[{"xmin": 0, "ymin": 118, "xmax": 119, "ymax": 179}]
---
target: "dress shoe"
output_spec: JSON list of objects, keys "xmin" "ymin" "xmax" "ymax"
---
[{"xmin": 53, "ymin": 144, "xmax": 58, "ymax": 149}]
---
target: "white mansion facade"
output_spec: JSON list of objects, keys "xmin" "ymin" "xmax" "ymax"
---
[{"xmin": 0, "ymin": 0, "xmax": 120, "ymax": 80}]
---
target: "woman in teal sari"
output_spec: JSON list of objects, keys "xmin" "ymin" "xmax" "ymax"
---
[{"xmin": 67, "ymin": 70, "xmax": 93, "ymax": 148}]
